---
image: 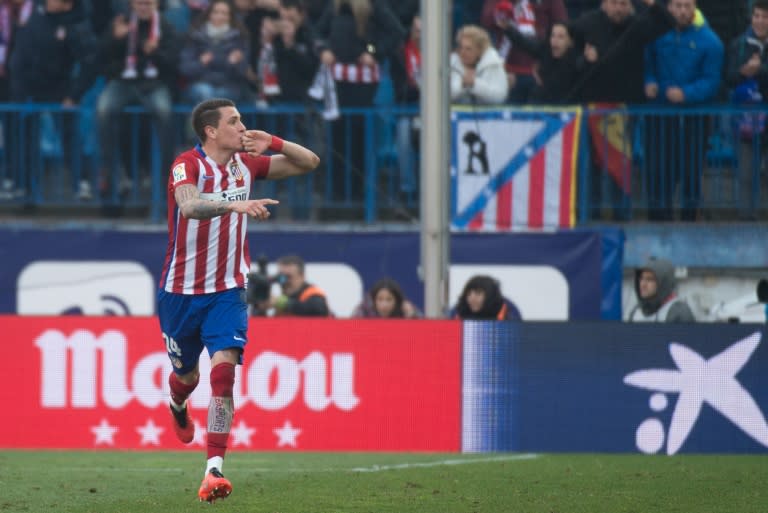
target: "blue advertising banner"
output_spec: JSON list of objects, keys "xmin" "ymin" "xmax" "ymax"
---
[
  {"xmin": 0, "ymin": 227, "xmax": 621, "ymax": 319},
  {"xmin": 462, "ymin": 323, "xmax": 768, "ymax": 454}
]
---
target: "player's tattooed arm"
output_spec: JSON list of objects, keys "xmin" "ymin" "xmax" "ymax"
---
[
  {"xmin": 175, "ymin": 184, "xmax": 279, "ymax": 220},
  {"xmin": 175, "ymin": 184, "xmax": 230, "ymax": 220}
]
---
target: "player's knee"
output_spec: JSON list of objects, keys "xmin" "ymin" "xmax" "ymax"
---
[{"xmin": 176, "ymin": 368, "xmax": 200, "ymax": 386}]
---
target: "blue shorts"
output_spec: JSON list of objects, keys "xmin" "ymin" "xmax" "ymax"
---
[{"xmin": 157, "ymin": 287, "xmax": 248, "ymax": 375}]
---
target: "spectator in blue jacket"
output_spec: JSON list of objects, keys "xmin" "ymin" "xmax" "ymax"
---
[{"xmin": 643, "ymin": 0, "xmax": 724, "ymax": 221}]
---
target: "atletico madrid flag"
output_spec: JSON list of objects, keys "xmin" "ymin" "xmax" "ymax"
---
[{"xmin": 452, "ymin": 108, "xmax": 581, "ymax": 231}]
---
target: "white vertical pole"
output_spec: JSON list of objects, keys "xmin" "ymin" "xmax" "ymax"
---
[{"xmin": 420, "ymin": 0, "xmax": 452, "ymax": 317}]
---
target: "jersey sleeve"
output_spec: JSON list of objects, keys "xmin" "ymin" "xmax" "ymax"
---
[
  {"xmin": 169, "ymin": 155, "xmax": 199, "ymax": 191},
  {"xmin": 239, "ymin": 153, "xmax": 271, "ymax": 180}
]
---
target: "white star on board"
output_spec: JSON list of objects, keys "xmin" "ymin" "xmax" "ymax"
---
[
  {"xmin": 191, "ymin": 419, "xmax": 207, "ymax": 447},
  {"xmin": 91, "ymin": 418, "xmax": 119, "ymax": 446},
  {"xmin": 137, "ymin": 418, "xmax": 164, "ymax": 446},
  {"xmin": 274, "ymin": 420, "xmax": 301, "ymax": 448},
  {"xmin": 231, "ymin": 420, "xmax": 256, "ymax": 447}
]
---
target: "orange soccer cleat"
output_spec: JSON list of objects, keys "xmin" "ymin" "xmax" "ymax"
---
[
  {"xmin": 198, "ymin": 468, "xmax": 232, "ymax": 503},
  {"xmin": 169, "ymin": 402, "xmax": 194, "ymax": 444}
]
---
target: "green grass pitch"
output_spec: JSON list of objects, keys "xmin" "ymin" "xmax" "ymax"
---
[{"xmin": 0, "ymin": 451, "xmax": 766, "ymax": 512}]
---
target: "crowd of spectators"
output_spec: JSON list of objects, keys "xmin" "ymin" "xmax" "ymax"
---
[{"xmin": 0, "ymin": 0, "xmax": 758, "ymax": 214}]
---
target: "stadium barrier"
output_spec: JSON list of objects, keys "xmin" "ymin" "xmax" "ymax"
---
[
  {"xmin": 0, "ymin": 103, "xmax": 764, "ymax": 223},
  {"xmin": 2, "ymin": 316, "xmax": 766, "ymax": 454},
  {"xmin": 0, "ymin": 227, "xmax": 623, "ymax": 320}
]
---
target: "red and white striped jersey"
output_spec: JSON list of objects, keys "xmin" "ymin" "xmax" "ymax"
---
[{"xmin": 160, "ymin": 145, "xmax": 270, "ymax": 294}]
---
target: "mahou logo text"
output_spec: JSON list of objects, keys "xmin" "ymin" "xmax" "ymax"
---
[{"xmin": 35, "ymin": 329, "xmax": 360, "ymax": 412}]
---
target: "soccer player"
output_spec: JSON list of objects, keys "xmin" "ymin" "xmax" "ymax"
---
[{"xmin": 157, "ymin": 98, "xmax": 319, "ymax": 502}]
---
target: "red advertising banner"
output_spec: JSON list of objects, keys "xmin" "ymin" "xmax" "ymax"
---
[{"xmin": 0, "ymin": 316, "xmax": 461, "ymax": 451}]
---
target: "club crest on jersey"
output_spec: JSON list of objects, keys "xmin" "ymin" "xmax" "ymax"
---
[
  {"xmin": 172, "ymin": 163, "xmax": 186, "ymax": 183},
  {"xmin": 229, "ymin": 160, "xmax": 244, "ymax": 181}
]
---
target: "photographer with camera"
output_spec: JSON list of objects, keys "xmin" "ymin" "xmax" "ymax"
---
[{"xmin": 248, "ymin": 254, "xmax": 330, "ymax": 317}]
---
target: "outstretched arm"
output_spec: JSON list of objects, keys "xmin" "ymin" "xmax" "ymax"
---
[
  {"xmin": 242, "ymin": 130, "xmax": 320, "ymax": 180},
  {"xmin": 174, "ymin": 184, "xmax": 279, "ymax": 220}
]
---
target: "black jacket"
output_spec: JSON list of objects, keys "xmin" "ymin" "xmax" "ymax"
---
[
  {"xmin": 99, "ymin": 11, "xmax": 180, "ymax": 88},
  {"xmin": 567, "ymin": 2, "xmax": 673, "ymax": 103},
  {"xmin": 315, "ymin": 0, "xmax": 405, "ymax": 64},
  {"xmin": 503, "ymin": 24, "xmax": 586, "ymax": 104},
  {"xmin": 9, "ymin": 0, "xmax": 98, "ymax": 102},
  {"xmin": 281, "ymin": 282, "xmax": 330, "ymax": 317},
  {"xmin": 273, "ymin": 22, "xmax": 319, "ymax": 102}
]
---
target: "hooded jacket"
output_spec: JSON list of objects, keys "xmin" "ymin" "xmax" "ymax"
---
[
  {"xmin": 450, "ymin": 275, "xmax": 523, "ymax": 321},
  {"xmin": 628, "ymin": 258, "xmax": 695, "ymax": 322}
]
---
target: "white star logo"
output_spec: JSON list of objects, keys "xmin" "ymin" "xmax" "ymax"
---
[
  {"xmin": 274, "ymin": 420, "xmax": 301, "ymax": 448},
  {"xmin": 91, "ymin": 418, "xmax": 118, "ymax": 446},
  {"xmin": 191, "ymin": 419, "xmax": 207, "ymax": 447},
  {"xmin": 231, "ymin": 420, "xmax": 256, "ymax": 447},
  {"xmin": 624, "ymin": 332, "xmax": 768, "ymax": 454},
  {"xmin": 136, "ymin": 418, "xmax": 165, "ymax": 446}
]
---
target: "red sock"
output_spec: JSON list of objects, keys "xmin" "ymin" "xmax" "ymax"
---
[
  {"xmin": 169, "ymin": 372, "xmax": 199, "ymax": 406},
  {"xmin": 207, "ymin": 363, "xmax": 235, "ymax": 459}
]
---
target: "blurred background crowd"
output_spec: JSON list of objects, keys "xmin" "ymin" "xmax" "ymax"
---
[{"xmin": 0, "ymin": 0, "xmax": 757, "ymax": 220}]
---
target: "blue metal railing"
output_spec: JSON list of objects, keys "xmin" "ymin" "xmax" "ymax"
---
[
  {"xmin": 0, "ymin": 103, "xmax": 765, "ymax": 223},
  {"xmin": 580, "ymin": 105, "xmax": 768, "ymax": 222},
  {"xmin": 0, "ymin": 103, "xmax": 420, "ymax": 224}
]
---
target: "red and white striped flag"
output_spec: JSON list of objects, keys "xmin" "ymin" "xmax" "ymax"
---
[{"xmin": 452, "ymin": 109, "xmax": 580, "ymax": 231}]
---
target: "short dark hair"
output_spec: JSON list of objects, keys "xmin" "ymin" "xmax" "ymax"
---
[
  {"xmin": 754, "ymin": 0, "xmax": 768, "ymax": 13},
  {"xmin": 277, "ymin": 254, "xmax": 306, "ymax": 275},
  {"xmin": 191, "ymin": 98, "xmax": 236, "ymax": 142}
]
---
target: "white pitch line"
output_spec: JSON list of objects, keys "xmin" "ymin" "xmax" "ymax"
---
[
  {"xmin": 348, "ymin": 453, "xmax": 539, "ymax": 473},
  {"xmin": 58, "ymin": 454, "xmax": 539, "ymax": 474}
]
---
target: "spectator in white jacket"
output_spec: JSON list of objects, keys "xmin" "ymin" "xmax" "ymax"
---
[{"xmin": 450, "ymin": 24, "xmax": 509, "ymax": 104}]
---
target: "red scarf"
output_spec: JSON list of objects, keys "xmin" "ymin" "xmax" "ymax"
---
[
  {"xmin": 404, "ymin": 38, "xmax": 421, "ymax": 88},
  {"xmin": 122, "ymin": 9, "xmax": 161, "ymax": 79},
  {"xmin": 258, "ymin": 42, "xmax": 281, "ymax": 99}
]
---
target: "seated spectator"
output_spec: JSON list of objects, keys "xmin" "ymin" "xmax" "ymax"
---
[
  {"xmin": 268, "ymin": 254, "xmax": 331, "ymax": 317},
  {"xmin": 627, "ymin": 257, "xmax": 695, "ymax": 322},
  {"xmin": 96, "ymin": 0, "xmax": 181, "ymax": 198},
  {"xmin": 480, "ymin": 0, "xmax": 568, "ymax": 103},
  {"xmin": 352, "ymin": 277, "xmax": 422, "ymax": 319},
  {"xmin": 450, "ymin": 24, "xmax": 509, "ymax": 105},
  {"xmin": 451, "ymin": 275, "xmax": 522, "ymax": 321},
  {"xmin": 179, "ymin": 0, "xmax": 252, "ymax": 105},
  {"xmin": 494, "ymin": 19, "xmax": 584, "ymax": 104}
]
